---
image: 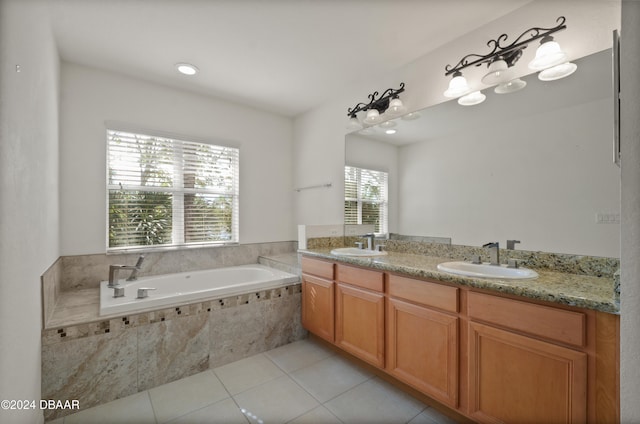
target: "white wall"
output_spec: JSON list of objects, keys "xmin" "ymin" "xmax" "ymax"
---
[
  {"xmin": 59, "ymin": 62, "xmax": 295, "ymax": 255},
  {"xmin": 620, "ymin": 1, "xmax": 640, "ymax": 421},
  {"xmin": 0, "ymin": 0, "xmax": 59, "ymax": 422},
  {"xmin": 397, "ymin": 96, "xmax": 618, "ymax": 257}
]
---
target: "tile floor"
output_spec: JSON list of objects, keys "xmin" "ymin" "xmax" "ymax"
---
[{"xmin": 49, "ymin": 337, "xmax": 461, "ymax": 424}]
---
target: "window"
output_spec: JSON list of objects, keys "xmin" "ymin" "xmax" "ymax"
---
[
  {"xmin": 344, "ymin": 166, "xmax": 388, "ymax": 234},
  {"xmin": 107, "ymin": 129, "xmax": 239, "ymax": 250}
]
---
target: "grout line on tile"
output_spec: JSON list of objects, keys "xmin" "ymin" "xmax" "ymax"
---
[{"xmin": 406, "ymin": 406, "xmax": 430, "ymax": 424}]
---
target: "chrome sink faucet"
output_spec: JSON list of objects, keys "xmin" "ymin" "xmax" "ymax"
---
[
  {"xmin": 506, "ymin": 239, "xmax": 521, "ymax": 250},
  {"xmin": 108, "ymin": 255, "xmax": 145, "ymax": 288},
  {"xmin": 361, "ymin": 233, "xmax": 375, "ymax": 250},
  {"xmin": 482, "ymin": 242, "xmax": 500, "ymax": 266}
]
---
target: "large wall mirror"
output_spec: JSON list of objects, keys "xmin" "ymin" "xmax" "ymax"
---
[{"xmin": 345, "ymin": 49, "xmax": 619, "ymax": 258}]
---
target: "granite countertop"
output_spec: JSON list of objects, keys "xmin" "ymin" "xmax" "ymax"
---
[{"xmin": 300, "ymin": 248, "xmax": 619, "ymax": 314}]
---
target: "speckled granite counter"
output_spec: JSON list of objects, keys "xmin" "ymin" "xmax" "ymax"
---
[{"xmin": 300, "ymin": 248, "xmax": 619, "ymax": 314}]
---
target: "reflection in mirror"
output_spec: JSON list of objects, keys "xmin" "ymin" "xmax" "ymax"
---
[{"xmin": 345, "ymin": 49, "xmax": 619, "ymax": 258}]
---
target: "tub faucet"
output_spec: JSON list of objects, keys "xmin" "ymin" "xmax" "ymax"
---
[
  {"xmin": 482, "ymin": 242, "xmax": 500, "ymax": 266},
  {"xmin": 108, "ymin": 255, "xmax": 145, "ymax": 288},
  {"xmin": 126, "ymin": 255, "xmax": 145, "ymax": 281}
]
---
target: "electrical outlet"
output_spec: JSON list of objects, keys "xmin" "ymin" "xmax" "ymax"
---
[{"xmin": 595, "ymin": 212, "xmax": 620, "ymax": 224}]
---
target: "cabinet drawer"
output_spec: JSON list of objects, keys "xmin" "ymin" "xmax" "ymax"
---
[
  {"xmin": 301, "ymin": 256, "xmax": 334, "ymax": 280},
  {"xmin": 336, "ymin": 264, "xmax": 384, "ymax": 292},
  {"xmin": 468, "ymin": 292, "xmax": 586, "ymax": 347},
  {"xmin": 388, "ymin": 274, "xmax": 458, "ymax": 313}
]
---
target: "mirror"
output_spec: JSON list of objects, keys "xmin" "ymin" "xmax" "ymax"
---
[{"xmin": 345, "ymin": 49, "xmax": 619, "ymax": 258}]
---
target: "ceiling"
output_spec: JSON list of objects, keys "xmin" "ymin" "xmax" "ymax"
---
[{"xmin": 46, "ymin": 0, "xmax": 531, "ymax": 117}]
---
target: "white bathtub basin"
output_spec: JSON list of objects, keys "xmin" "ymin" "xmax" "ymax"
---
[
  {"xmin": 99, "ymin": 264, "xmax": 299, "ymax": 316},
  {"xmin": 330, "ymin": 247, "xmax": 388, "ymax": 257},
  {"xmin": 437, "ymin": 261, "xmax": 538, "ymax": 279}
]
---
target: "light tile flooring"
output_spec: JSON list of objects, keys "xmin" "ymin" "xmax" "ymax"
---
[{"xmin": 49, "ymin": 338, "xmax": 461, "ymax": 424}]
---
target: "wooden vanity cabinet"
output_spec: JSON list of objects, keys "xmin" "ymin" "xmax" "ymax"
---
[
  {"xmin": 386, "ymin": 275, "xmax": 459, "ymax": 407},
  {"xmin": 300, "ymin": 255, "xmax": 619, "ymax": 424},
  {"xmin": 335, "ymin": 264, "xmax": 385, "ymax": 367},
  {"xmin": 301, "ymin": 257, "xmax": 335, "ymax": 343},
  {"xmin": 467, "ymin": 292, "xmax": 588, "ymax": 424}
]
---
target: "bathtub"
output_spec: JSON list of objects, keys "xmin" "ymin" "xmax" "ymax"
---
[{"xmin": 99, "ymin": 264, "xmax": 299, "ymax": 316}]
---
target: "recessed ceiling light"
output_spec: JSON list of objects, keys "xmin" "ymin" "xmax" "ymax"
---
[
  {"xmin": 385, "ymin": 129, "xmax": 397, "ymax": 135},
  {"xmin": 175, "ymin": 63, "xmax": 199, "ymax": 76}
]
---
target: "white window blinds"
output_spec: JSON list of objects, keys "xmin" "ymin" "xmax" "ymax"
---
[
  {"xmin": 107, "ymin": 129, "xmax": 239, "ymax": 250},
  {"xmin": 344, "ymin": 166, "xmax": 388, "ymax": 234}
]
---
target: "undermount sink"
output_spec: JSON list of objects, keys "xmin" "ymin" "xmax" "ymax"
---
[
  {"xmin": 330, "ymin": 247, "xmax": 388, "ymax": 257},
  {"xmin": 437, "ymin": 261, "xmax": 538, "ymax": 280}
]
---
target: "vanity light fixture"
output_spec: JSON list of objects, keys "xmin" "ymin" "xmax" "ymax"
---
[
  {"xmin": 444, "ymin": 16, "xmax": 575, "ymax": 104},
  {"xmin": 347, "ymin": 83, "xmax": 405, "ymax": 128},
  {"xmin": 175, "ymin": 63, "xmax": 199, "ymax": 76}
]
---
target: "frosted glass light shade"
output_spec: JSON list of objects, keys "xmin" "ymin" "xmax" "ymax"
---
[
  {"xmin": 481, "ymin": 59, "xmax": 513, "ymax": 85},
  {"xmin": 379, "ymin": 120, "xmax": 397, "ymax": 128},
  {"xmin": 444, "ymin": 73, "xmax": 471, "ymax": 98},
  {"xmin": 494, "ymin": 78, "xmax": 527, "ymax": 94},
  {"xmin": 538, "ymin": 62, "xmax": 577, "ymax": 81},
  {"xmin": 346, "ymin": 116, "xmax": 363, "ymax": 131},
  {"xmin": 458, "ymin": 91, "xmax": 486, "ymax": 106},
  {"xmin": 528, "ymin": 38, "xmax": 567, "ymax": 70},
  {"xmin": 387, "ymin": 98, "xmax": 406, "ymax": 115},
  {"xmin": 363, "ymin": 109, "xmax": 383, "ymax": 124},
  {"xmin": 401, "ymin": 112, "xmax": 421, "ymax": 121}
]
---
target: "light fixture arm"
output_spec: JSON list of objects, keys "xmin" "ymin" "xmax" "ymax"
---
[
  {"xmin": 444, "ymin": 16, "xmax": 566, "ymax": 76},
  {"xmin": 347, "ymin": 83, "xmax": 405, "ymax": 117}
]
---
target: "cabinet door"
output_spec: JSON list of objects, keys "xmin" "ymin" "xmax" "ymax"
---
[
  {"xmin": 335, "ymin": 283, "xmax": 385, "ymax": 367},
  {"xmin": 301, "ymin": 274, "xmax": 334, "ymax": 343},
  {"xmin": 469, "ymin": 322, "xmax": 587, "ymax": 424},
  {"xmin": 387, "ymin": 298, "xmax": 458, "ymax": 407}
]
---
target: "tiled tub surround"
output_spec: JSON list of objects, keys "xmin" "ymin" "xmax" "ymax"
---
[
  {"xmin": 41, "ymin": 248, "xmax": 305, "ymax": 421},
  {"xmin": 43, "ymin": 283, "xmax": 305, "ymax": 421},
  {"xmin": 303, "ymin": 239, "xmax": 620, "ymax": 314},
  {"xmin": 42, "ymin": 241, "xmax": 298, "ymax": 328}
]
